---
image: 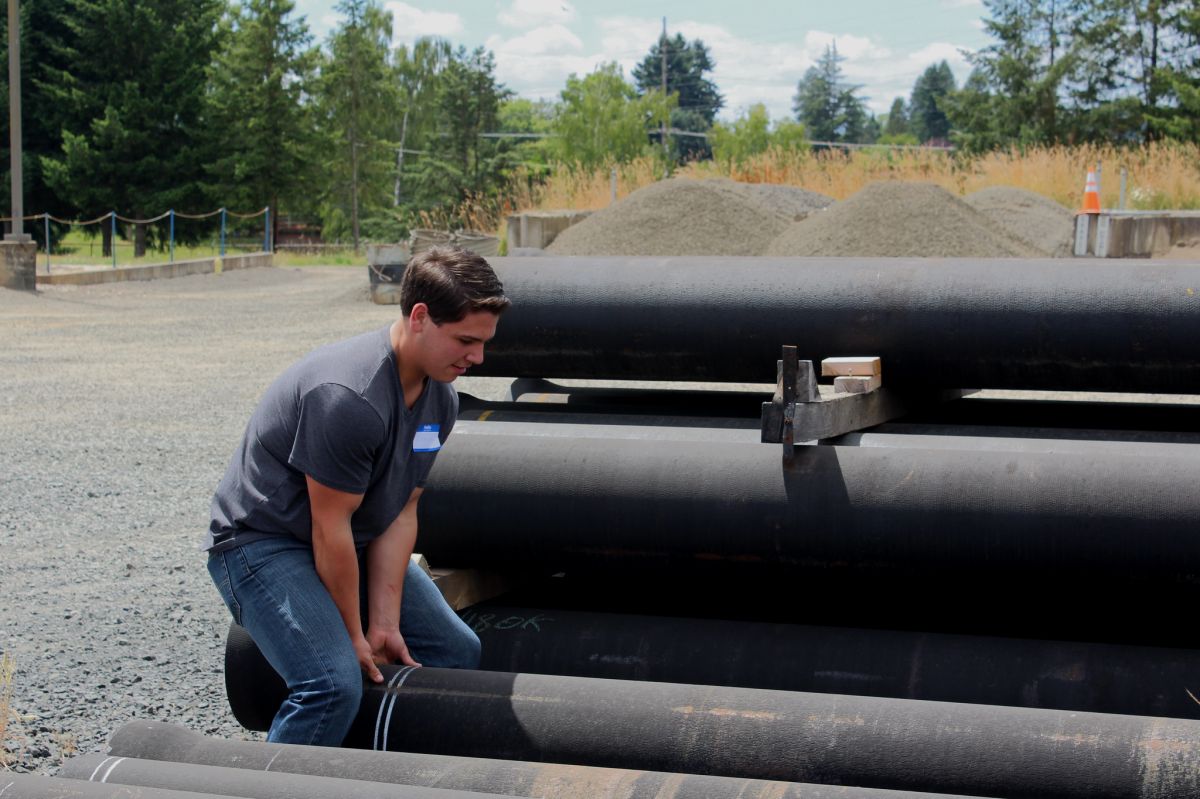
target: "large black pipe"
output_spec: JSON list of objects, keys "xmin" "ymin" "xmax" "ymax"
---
[
  {"xmin": 105, "ymin": 721, "xmax": 971, "ymax": 799},
  {"xmin": 226, "ymin": 663, "xmax": 1200, "ymax": 798},
  {"xmin": 476, "ymin": 257, "xmax": 1200, "ymax": 391},
  {"xmin": 459, "ymin": 604, "xmax": 1200, "ymax": 718},
  {"xmin": 59, "ymin": 755, "xmax": 507, "ymax": 799},
  {"xmin": 419, "ymin": 432, "xmax": 1200, "ymax": 582},
  {"xmin": 0, "ymin": 773, "xmax": 232, "ymax": 799}
]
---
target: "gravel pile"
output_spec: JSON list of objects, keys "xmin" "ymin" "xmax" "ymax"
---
[
  {"xmin": 764, "ymin": 181, "xmax": 1044, "ymax": 258},
  {"xmin": 546, "ymin": 178, "xmax": 833, "ymax": 256},
  {"xmin": 0, "ymin": 267, "xmax": 518, "ymax": 776},
  {"xmin": 964, "ymin": 186, "xmax": 1076, "ymax": 257}
]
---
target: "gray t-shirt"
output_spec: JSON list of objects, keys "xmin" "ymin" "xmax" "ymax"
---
[{"xmin": 205, "ymin": 325, "xmax": 457, "ymax": 552}]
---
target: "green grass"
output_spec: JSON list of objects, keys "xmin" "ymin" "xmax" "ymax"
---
[{"xmin": 42, "ymin": 229, "xmax": 267, "ymax": 269}]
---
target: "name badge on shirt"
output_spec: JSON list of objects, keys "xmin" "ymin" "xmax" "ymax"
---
[{"xmin": 413, "ymin": 424, "xmax": 442, "ymax": 453}]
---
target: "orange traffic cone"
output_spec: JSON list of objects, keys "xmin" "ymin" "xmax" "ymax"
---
[{"xmin": 1079, "ymin": 165, "xmax": 1101, "ymax": 214}]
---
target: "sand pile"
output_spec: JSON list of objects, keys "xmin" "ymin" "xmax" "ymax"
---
[
  {"xmin": 546, "ymin": 178, "xmax": 833, "ymax": 256},
  {"xmin": 964, "ymin": 186, "xmax": 1075, "ymax": 257},
  {"xmin": 764, "ymin": 181, "xmax": 1044, "ymax": 258}
]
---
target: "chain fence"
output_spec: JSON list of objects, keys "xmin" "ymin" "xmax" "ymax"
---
[{"xmin": 1, "ymin": 207, "xmax": 271, "ymax": 273}]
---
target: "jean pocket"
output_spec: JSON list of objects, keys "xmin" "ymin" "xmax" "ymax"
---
[{"xmin": 209, "ymin": 552, "xmax": 243, "ymax": 626}]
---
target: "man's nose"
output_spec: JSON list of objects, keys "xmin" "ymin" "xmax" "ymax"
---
[{"xmin": 466, "ymin": 344, "xmax": 484, "ymax": 365}]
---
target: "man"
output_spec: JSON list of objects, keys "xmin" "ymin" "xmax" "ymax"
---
[{"xmin": 205, "ymin": 246, "xmax": 510, "ymax": 746}]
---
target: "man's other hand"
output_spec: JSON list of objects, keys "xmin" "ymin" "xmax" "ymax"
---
[{"xmin": 367, "ymin": 626, "xmax": 422, "ymax": 669}]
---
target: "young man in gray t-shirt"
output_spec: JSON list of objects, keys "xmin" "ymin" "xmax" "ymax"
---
[{"xmin": 206, "ymin": 246, "xmax": 509, "ymax": 746}]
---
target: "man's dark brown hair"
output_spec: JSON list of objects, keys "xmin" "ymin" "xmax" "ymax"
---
[{"xmin": 400, "ymin": 245, "xmax": 511, "ymax": 324}]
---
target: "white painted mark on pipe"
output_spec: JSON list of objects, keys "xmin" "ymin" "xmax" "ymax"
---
[
  {"xmin": 0, "ymin": 780, "xmax": 14, "ymax": 797},
  {"xmin": 373, "ymin": 668, "xmax": 411, "ymax": 751},
  {"xmin": 380, "ymin": 666, "xmax": 418, "ymax": 751},
  {"xmin": 99, "ymin": 756, "xmax": 126, "ymax": 783},
  {"xmin": 263, "ymin": 749, "xmax": 283, "ymax": 772},
  {"xmin": 88, "ymin": 756, "xmax": 116, "ymax": 781}
]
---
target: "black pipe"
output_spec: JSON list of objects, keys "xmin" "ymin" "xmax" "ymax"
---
[
  {"xmin": 0, "ymin": 772, "xmax": 233, "ymax": 799},
  {"xmin": 228, "ymin": 663, "xmax": 1200, "ymax": 798},
  {"xmin": 59, "ymin": 755, "xmax": 507, "ymax": 799},
  {"xmin": 104, "ymin": 721, "xmax": 970, "ymax": 799},
  {"xmin": 475, "ymin": 257, "xmax": 1200, "ymax": 391},
  {"xmin": 458, "ymin": 604, "xmax": 1200, "ymax": 718},
  {"xmin": 419, "ymin": 432, "xmax": 1200, "ymax": 582}
]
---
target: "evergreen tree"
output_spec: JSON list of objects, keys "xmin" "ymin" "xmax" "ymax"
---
[
  {"xmin": 792, "ymin": 43, "xmax": 868, "ymax": 143},
  {"xmin": 41, "ymin": 0, "xmax": 222, "ymax": 255},
  {"xmin": 632, "ymin": 33, "xmax": 722, "ymax": 161},
  {"xmin": 208, "ymin": 0, "xmax": 320, "ymax": 240},
  {"xmin": 392, "ymin": 37, "xmax": 452, "ymax": 209},
  {"xmin": 947, "ymin": 0, "xmax": 1076, "ymax": 150},
  {"xmin": 883, "ymin": 97, "xmax": 909, "ymax": 137},
  {"xmin": 909, "ymin": 61, "xmax": 956, "ymax": 142},
  {"xmin": 317, "ymin": 0, "xmax": 396, "ymax": 249},
  {"xmin": 0, "ymin": 0, "xmax": 75, "ymax": 233}
]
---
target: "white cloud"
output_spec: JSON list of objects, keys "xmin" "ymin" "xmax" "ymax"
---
[
  {"xmin": 385, "ymin": 2, "xmax": 463, "ymax": 44},
  {"xmin": 498, "ymin": 0, "xmax": 576, "ymax": 29},
  {"xmin": 487, "ymin": 25, "xmax": 597, "ymax": 100},
  {"xmin": 485, "ymin": 12, "xmax": 981, "ymax": 122}
]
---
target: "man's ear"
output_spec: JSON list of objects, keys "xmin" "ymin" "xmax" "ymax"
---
[{"xmin": 408, "ymin": 302, "xmax": 430, "ymax": 331}]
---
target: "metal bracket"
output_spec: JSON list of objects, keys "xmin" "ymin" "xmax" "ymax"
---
[{"xmin": 762, "ymin": 346, "xmax": 965, "ymax": 455}]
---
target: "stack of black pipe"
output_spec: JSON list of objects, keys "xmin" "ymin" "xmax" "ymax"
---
[{"xmin": 216, "ymin": 256, "xmax": 1200, "ymax": 799}]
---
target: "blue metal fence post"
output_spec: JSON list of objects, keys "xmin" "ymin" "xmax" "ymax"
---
[
  {"xmin": 263, "ymin": 207, "xmax": 270, "ymax": 253},
  {"xmin": 43, "ymin": 214, "xmax": 50, "ymax": 273},
  {"xmin": 169, "ymin": 210, "xmax": 175, "ymax": 263},
  {"xmin": 220, "ymin": 208, "xmax": 226, "ymax": 257},
  {"xmin": 110, "ymin": 211, "xmax": 117, "ymax": 269}
]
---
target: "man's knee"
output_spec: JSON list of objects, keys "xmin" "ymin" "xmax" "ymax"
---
[{"xmin": 446, "ymin": 625, "xmax": 481, "ymax": 669}]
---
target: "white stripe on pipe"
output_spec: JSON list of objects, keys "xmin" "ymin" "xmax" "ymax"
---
[
  {"xmin": 380, "ymin": 666, "xmax": 418, "ymax": 751},
  {"xmin": 0, "ymin": 780, "xmax": 14, "ymax": 797},
  {"xmin": 263, "ymin": 749, "xmax": 282, "ymax": 772},
  {"xmin": 98, "ymin": 756, "xmax": 126, "ymax": 783},
  {"xmin": 373, "ymin": 668, "xmax": 410, "ymax": 751},
  {"xmin": 88, "ymin": 756, "xmax": 116, "ymax": 781}
]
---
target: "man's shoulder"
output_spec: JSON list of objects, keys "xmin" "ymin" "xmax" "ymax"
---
[{"xmin": 290, "ymin": 327, "xmax": 392, "ymax": 396}]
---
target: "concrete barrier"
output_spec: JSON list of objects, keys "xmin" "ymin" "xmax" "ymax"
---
[
  {"xmin": 218, "ymin": 252, "xmax": 273, "ymax": 272},
  {"xmin": 37, "ymin": 252, "xmax": 272, "ymax": 286},
  {"xmin": 1074, "ymin": 211, "xmax": 1200, "ymax": 257},
  {"xmin": 505, "ymin": 211, "xmax": 590, "ymax": 250}
]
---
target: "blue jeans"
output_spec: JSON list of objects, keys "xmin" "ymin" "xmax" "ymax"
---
[{"xmin": 208, "ymin": 535, "xmax": 480, "ymax": 746}]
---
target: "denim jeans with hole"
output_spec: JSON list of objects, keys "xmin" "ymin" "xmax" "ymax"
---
[{"xmin": 208, "ymin": 534, "xmax": 480, "ymax": 746}]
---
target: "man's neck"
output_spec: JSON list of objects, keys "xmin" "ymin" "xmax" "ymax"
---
[{"xmin": 390, "ymin": 320, "xmax": 426, "ymax": 409}]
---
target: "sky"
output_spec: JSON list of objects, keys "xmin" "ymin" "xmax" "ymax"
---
[{"xmin": 292, "ymin": 0, "xmax": 993, "ymax": 121}]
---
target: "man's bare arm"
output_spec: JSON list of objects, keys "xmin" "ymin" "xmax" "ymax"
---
[
  {"xmin": 306, "ymin": 475, "xmax": 383, "ymax": 682},
  {"xmin": 364, "ymin": 487, "xmax": 423, "ymax": 667}
]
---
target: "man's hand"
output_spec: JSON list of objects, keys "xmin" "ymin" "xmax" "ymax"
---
[
  {"xmin": 366, "ymin": 626, "xmax": 422, "ymax": 669},
  {"xmin": 352, "ymin": 634, "xmax": 385, "ymax": 684}
]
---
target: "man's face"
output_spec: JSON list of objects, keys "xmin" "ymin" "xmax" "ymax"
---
[{"xmin": 413, "ymin": 307, "xmax": 499, "ymax": 383}]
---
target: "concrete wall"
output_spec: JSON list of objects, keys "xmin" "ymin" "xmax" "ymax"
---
[
  {"xmin": 1, "ymin": 240, "xmax": 37, "ymax": 291},
  {"xmin": 1076, "ymin": 212, "xmax": 1200, "ymax": 258},
  {"xmin": 219, "ymin": 252, "xmax": 274, "ymax": 272},
  {"xmin": 39, "ymin": 252, "xmax": 273, "ymax": 286},
  {"xmin": 506, "ymin": 211, "xmax": 591, "ymax": 250}
]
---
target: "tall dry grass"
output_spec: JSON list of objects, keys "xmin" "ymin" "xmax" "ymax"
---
[{"xmin": 516, "ymin": 141, "xmax": 1200, "ymax": 215}]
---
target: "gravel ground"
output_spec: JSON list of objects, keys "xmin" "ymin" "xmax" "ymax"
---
[
  {"xmin": 3, "ymin": 264, "xmax": 1194, "ymax": 777},
  {"xmin": 0, "ymin": 266, "xmax": 518, "ymax": 776}
]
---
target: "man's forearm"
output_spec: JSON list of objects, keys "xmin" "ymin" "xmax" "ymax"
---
[
  {"xmin": 312, "ymin": 520, "xmax": 366, "ymax": 640},
  {"xmin": 365, "ymin": 511, "xmax": 418, "ymax": 632}
]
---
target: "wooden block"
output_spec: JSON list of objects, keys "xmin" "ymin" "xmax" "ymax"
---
[
  {"xmin": 428, "ymin": 567, "xmax": 515, "ymax": 611},
  {"xmin": 410, "ymin": 552, "xmax": 432, "ymax": 576},
  {"xmin": 834, "ymin": 374, "xmax": 882, "ymax": 394},
  {"xmin": 822, "ymin": 356, "xmax": 881, "ymax": 377}
]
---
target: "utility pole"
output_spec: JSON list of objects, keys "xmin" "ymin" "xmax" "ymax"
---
[
  {"xmin": 6, "ymin": 0, "xmax": 27, "ymax": 241},
  {"xmin": 2, "ymin": 0, "xmax": 35, "ymax": 290},
  {"xmin": 660, "ymin": 17, "xmax": 669, "ymax": 174}
]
